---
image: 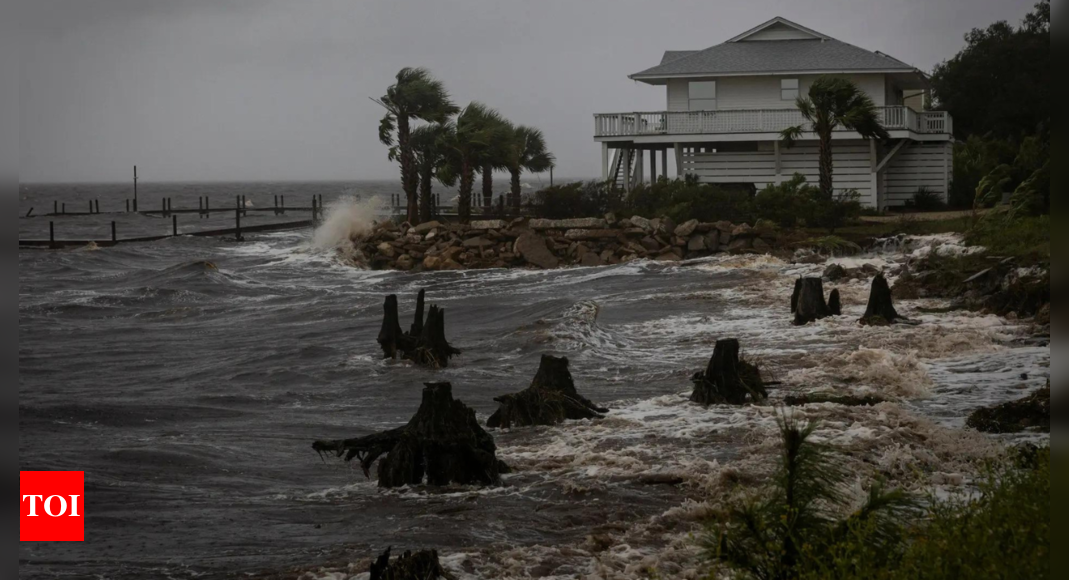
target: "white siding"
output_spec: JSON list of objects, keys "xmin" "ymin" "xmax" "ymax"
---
[
  {"xmin": 740, "ymin": 23, "xmax": 819, "ymax": 41},
  {"xmin": 667, "ymin": 74, "xmax": 888, "ymax": 111},
  {"xmin": 680, "ymin": 140, "xmax": 879, "ymax": 206},
  {"xmin": 667, "ymin": 79, "xmax": 689, "ymax": 112},
  {"xmin": 883, "ymin": 142, "xmax": 952, "ymax": 206}
]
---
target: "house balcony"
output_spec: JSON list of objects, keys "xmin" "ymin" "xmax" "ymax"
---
[{"xmin": 593, "ymin": 106, "xmax": 952, "ymax": 142}]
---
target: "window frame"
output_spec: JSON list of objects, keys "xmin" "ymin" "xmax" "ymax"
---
[
  {"xmin": 780, "ymin": 78, "xmax": 800, "ymax": 101},
  {"xmin": 688, "ymin": 81, "xmax": 717, "ymax": 111}
]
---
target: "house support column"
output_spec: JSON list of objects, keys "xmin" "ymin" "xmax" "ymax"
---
[
  {"xmin": 661, "ymin": 149, "xmax": 668, "ymax": 181},
  {"xmin": 649, "ymin": 150, "xmax": 657, "ymax": 185},
  {"xmin": 623, "ymin": 148, "xmax": 631, "ymax": 192},
  {"xmin": 774, "ymin": 141, "xmax": 782, "ymax": 183},
  {"xmin": 601, "ymin": 143, "xmax": 609, "ymax": 182},
  {"xmin": 870, "ymin": 140, "xmax": 880, "ymax": 210},
  {"xmin": 943, "ymin": 142, "xmax": 950, "ymax": 203},
  {"xmin": 635, "ymin": 149, "xmax": 645, "ymax": 187},
  {"xmin": 674, "ymin": 143, "xmax": 684, "ymax": 178}
]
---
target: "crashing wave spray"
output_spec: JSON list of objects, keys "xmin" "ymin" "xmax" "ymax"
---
[{"xmin": 311, "ymin": 196, "xmax": 385, "ymax": 260}]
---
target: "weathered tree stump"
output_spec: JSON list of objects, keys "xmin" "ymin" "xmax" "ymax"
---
[
  {"xmin": 828, "ymin": 289, "xmax": 842, "ymax": 316},
  {"xmin": 792, "ymin": 277, "xmax": 832, "ymax": 325},
  {"xmin": 859, "ymin": 273, "xmax": 900, "ymax": 325},
  {"xmin": 377, "ymin": 290, "xmax": 460, "ymax": 368},
  {"xmin": 691, "ymin": 339, "xmax": 767, "ymax": 405},
  {"xmin": 487, "ymin": 355, "xmax": 608, "ymax": 428},
  {"xmin": 370, "ymin": 547, "xmax": 456, "ymax": 580},
  {"xmin": 313, "ymin": 382, "xmax": 508, "ymax": 487}
]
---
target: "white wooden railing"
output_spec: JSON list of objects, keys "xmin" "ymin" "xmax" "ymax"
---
[{"xmin": 594, "ymin": 107, "xmax": 952, "ymax": 137}]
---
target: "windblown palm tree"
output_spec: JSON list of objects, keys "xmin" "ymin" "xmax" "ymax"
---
[
  {"xmin": 438, "ymin": 103, "xmax": 511, "ymax": 222},
  {"xmin": 781, "ymin": 77, "xmax": 890, "ymax": 199},
  {"xmin": 410, "ymin": 123, "xmax": 453, "ymax": 223},
  {"xmin": 478, "ymin": 119, "xmax": 515, "ymax": 212},
  {"xmin": 375, "ymin": 68, "xmax": 459, "ymax": 224},
  {"xmin": 502, "ymin": 125, "xmax": 554, "ymax": 210}
]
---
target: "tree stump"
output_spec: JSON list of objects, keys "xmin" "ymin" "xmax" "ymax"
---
[
  {"xmin": 370, "ymin": 547, "xmax": 457, "ymax": 580},
  {"xmin": 313, "ymin": 382, "xmax": 508, "ymax": 487},
  {"xmin": 828, "ymin": 289, "xmax": 842, "ymax": 316},
  {"xmin": 792, "ymin": 277, "xmax": 832, "ymax": 325},
  {"xmin": 859, "ymin": 273, "xmax": 900, "ymax": 325},
  {"xmin": 691, "ymin": 339, "xmax": 767, "ymax": 405},
  {"xmin": 377, "ymin": 290, "xmax": 460, "ymax": 368},
  {"xmin": 486, "ymin": 355, "xmax": 608, "ymax": 428}
]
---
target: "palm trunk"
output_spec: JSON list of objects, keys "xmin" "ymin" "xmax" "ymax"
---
[
  {"xmin": 818, "ymin": 130, "xmax": 834, "ymax": 200},
  {"xmin": 397, "ymin": 116, "xmax": 419, "ymax": 224},
  {"xmin": 418, "ymin": 164, "xmax": 434, "ymax": 223},
  {"xmin": 458, "ymin": 159, "xmax": 474, "ymax": 223},
  {"xmin": 482, "ymin": 162, "xmax": 494, "ymax": 211},
  {"xmin": 510, "ymin": 168, "xmax": 522, "ymax": 211}
]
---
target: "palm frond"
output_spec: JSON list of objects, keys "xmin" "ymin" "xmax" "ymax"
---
[
  {"xmin": 378, "ymin": 114, "xmax": 396, "ymax": 147},
  {"xmin": 781, "ymin": 125, "xmax": 804, "ymax": 149}
]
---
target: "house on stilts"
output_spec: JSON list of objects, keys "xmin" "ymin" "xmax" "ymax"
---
[{"xmin": 595, "ymin": 17, "xmax": 953, "ymax": 209}]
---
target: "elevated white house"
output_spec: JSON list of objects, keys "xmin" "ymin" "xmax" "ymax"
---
[{"xmin": 595, "ymin": 17, "xmax": 953, "ymax": 209}]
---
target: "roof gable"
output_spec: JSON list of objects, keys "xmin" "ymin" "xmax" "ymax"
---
[
  {"xmin": 629, "ymin": 17, "xmax": 920, "ymax": 81},
  {"xmin": 727, "ymin": 17, "xmax": 829, "ymax": 42}
]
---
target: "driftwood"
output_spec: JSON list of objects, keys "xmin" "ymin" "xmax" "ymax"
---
[
  {"xmin": 691, "ymin": 339, "xmax": 767, "ymax": 405},
  {"xmin": 859, "ymin": 273, "xmax": 901, "ymax": 325},
  {"xmin": 313, "ymin": 382, "xmax": 508, "ymax": 487},
  {"xmin": 487, "ymin": 355, "xmax": 608, "ymax": 428},
  {"xmin": 966, "ymin": 383, "xmax": 1049, "ymax": 434},
  {"xmin": 378, "ymin": 289, "xmax": 461, "ymax": 368},
  {"xmin": 792, "ymin": 277, "xmax": 837, "ymax": 325},
  {"xmin": 370, "ymin": 547, "xmax": 456, "ymax": 580}
]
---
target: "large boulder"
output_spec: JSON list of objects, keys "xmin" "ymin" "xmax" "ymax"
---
[
  {"xmin": 529, "ymin": 218, "xmax": 607, "ymax": 230},
  {"xmin": 412, "ymin": 221, "xmax": 442, "ymax": 235},
  {"xmin": 687, "ymin": 235, "xmax": 707, "ymax": 251},
  {"xmin": 640, "ymin": 237, "xmax": 661, "ymax": 252},
  {"xmin": 580, "ymin": 252, "xmax": 605, "ymax": 267},
  {"xmin": 469, "ymin": 219, "xmax": 508, "ymax": 231},
  {"xmin": 462, "ymin": 236, "xmax": 494, "ymax": 249},
  {"xmin": 515, "ymin": 232, "xmax": 559, "ymax": 269},
  {"xmin": 564, "ymin": 229, "xmax": 620, "ymax": 241},
  {"xmin": 629, "ymin": 216, "xmax": 652, "ymax": 231},
  {"xmin": 674, "ymin": 219, "xmax": 699, "ymax": 238}
]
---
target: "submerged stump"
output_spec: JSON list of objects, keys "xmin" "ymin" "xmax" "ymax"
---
[
  {"xmin": 487, "ymin": 355, "xmax": 608, "ymax": 429},
  {"xmin": 313, "ymin": 382, "xmax": 507, "ymax": 488},
  {"xmin": 691, "ymin": 339, "xmax": 767, "ymax": 405},
  {"xmin": 370, "ymin": 547, "xmax": 456, "ymax": 580},
  {"xmin": 377, "ymin": 289, "xmax": 460, "ymax": 368},
  {"xmin": 792, "ymin": 277, "xmax": 834, "ymax": 325},
  {"xmin": 859, "ymin": 273, "xmax": 901, "ymax": 325},
  {"xmin": 828, "ymin": 289, "xmax": 842, "ymax": 316}
]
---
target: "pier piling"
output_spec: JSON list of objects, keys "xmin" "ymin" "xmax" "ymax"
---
[
  {"xmin": 111, "ymin": 221, "xmax": 117, "ymax": 242},
  {"xmin": 173, "ymin": 215, "xmax": 178, "ymax": 237}
]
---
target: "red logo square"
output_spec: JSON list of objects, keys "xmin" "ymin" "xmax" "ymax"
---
[{"xmin": 20, "ymin": 471, "xmax": 85, "ymax": 542}]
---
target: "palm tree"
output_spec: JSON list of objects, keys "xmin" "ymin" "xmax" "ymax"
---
[
  {"xmin": 410, "ymin": 123, "xmax": 453, "ymax": 223},
  {"xmin": 438, "ymin": 103, "xmax": 511, "ymax": 222},
  {"xmin": 502, "ymin": 125, "xmax": 554, "ymax": 210},
  {"xmin": 479, "ymin": 119, "xmax": 514, "ymax": 212},
  {"xmin": 375, "ymin": 68, "xmax": 459, "ymax": 224},
  {"xmin": 781, "ymin": 77, "xmax": 890, "ymax": 199}
]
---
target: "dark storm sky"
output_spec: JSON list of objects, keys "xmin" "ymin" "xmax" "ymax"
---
[{"xmin": 19, "ymin": 0, "xmax": 1040, "ymax": 182}]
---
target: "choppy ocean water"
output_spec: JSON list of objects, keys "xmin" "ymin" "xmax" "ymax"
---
[{"xmin": 18, "ymin": 182, "xmax": 1049, "ymax": 579}]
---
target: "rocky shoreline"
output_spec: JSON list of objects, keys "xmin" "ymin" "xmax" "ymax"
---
[{"xmin": 352, "ymin": 215, "xmax": 784, "ymax": 271}]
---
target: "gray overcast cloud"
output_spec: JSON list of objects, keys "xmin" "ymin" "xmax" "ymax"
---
[{"xmin": 20, "ymin": 0, "xmax": 1038, "ymax": 183}]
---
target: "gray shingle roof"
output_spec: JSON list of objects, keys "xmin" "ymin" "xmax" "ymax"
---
[
  {"xmin": 633, "ymin": 38, "xmax": 918, "ymax": 79},
  {"xmin": 660, "ymin": 51, "xmax": 699, "ymax": 65}
]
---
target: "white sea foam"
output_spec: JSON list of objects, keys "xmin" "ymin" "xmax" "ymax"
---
[{"xmin": 312, "ymin": 195, "xmax": 385, "ymax": 255}]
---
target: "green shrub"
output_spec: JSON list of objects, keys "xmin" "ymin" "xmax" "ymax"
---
[
  {"xmin": 754, "ymin": 174, "xmax": 820, "ymax": 228},
  {"xmin": 529, "ymin": 181, "xmax": 623, "ymax": 219},
  {"xmin": 966, "ymin": 214, "xmax": 1049, "ymax": 263},
  {"xmin": 626, "ymin": 178, "xmax": 755, "ymax": 224},
  {"xmin": 908, "ymin": 187, "xmax": 946, "ymax": 211}
]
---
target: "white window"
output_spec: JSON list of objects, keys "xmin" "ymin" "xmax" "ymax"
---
[
  {"xmin": 781, "ymin": 78, "xmax": 799, "ymax": 101},
  {"xmin": 688, "ymin": 81, "xmax": 717, "ymax": 111}
]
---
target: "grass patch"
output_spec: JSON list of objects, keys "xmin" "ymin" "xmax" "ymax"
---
[
  {"xmin": 965, "ymin": 214, "xmax": 1049, "ymax": 264},
  {"xmin": 706, "ymin": 421, "xmax": 1050, "ymax": 580}
]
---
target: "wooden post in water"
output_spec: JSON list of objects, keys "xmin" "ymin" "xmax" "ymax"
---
[
  {"xmin": 172, "ymin": 215, "xmax": 178, "ymax": 236},
  {"xmin": 205, "ymin": 197, "xmax": 210, "ymax": 217},
  {"xmin": 126, "ymin": 199, "xmax": 130, "ymax": 213},
  {"xmin": 89, "ymin": 201, "xmax": 93, "ymax": 214},
  {"xmin": 311, "ymin": 196, "xmax": 318, "ymax": 223},
  {"xmin": 133, "ymin": 166, "xmax": 139, "ymax": 212},
  {"xmin": 111, "ymin": 221, "xmax": 117, "ymax": 243},
  {"xmin": 280, "ymin": 195, "xmax": 285, "ymax": 214},
  {"xmin": 96, "ymin": 199, "xmax": 100, "ymax": 214},
  {"xmin": 274, "ymin": 195, "xmax": 279, "ymax": 215},
  {"xmin": 241, "ymin": 195, "xmax": 247, "ymax": 216},
  {"xmin": 62, "ymin": 203, "xmax": 66, "ymax": 215},
  {"xmin": 235, "ymin": 196, "xmax": 243, "ymax": 241}
]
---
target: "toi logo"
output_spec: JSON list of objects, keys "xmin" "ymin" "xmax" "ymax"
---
[{"xmin": 20, "ymin": 471, "xmax": 84, "ymax": 542}]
